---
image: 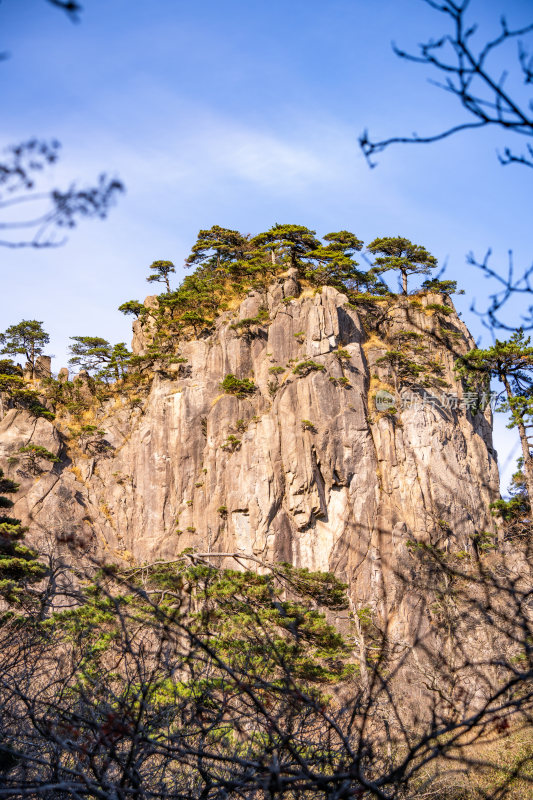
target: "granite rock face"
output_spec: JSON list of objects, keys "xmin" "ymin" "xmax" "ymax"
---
[{"xmin": 0, "ymin": 275, "xmax": 500, "ymax": 641}]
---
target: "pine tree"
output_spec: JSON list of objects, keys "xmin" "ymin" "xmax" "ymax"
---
[
  {"xmin": 367, "ymin": 236, "xmax": 437, "ymax": 295},
  {"xmin": 69, "ymin": 337, "xmax": 130, "ymax": 381},
  {"xmin": 306, "ymin": 230, "xmax": 375, "ymax": 290},
  {"xmin": 0, "ymin": 468, "xmax": 46, "ymax": 608},
  {"xmin": 146, "ymin": 261, "xmax": 176, "ymax": 293},
  {"xmin": 491, "ymin": 458, "xmax": 530, "ymax": 540},
  {"xmin": 421, "ymin": 277, "xmax": 463, "ymax": 295},
  {"xmin": 0, "ymin": 320, "xmax": 49, "ymax": 375},
  {"xmin": 118, "ymin": 300, "xmax": 144, "ymax": 318},
  {"xmin": 251, "ymin": 224, "xmax": 320, "ymax": 272},
  {"xmin": 185, "ymin": 226, "xmax": 249, "ymax": 273},
  {"xmin": 456, "ymin": 329, "xmax": 533, "ymax": 502}
]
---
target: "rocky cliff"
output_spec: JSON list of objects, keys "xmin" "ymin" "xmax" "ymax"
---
[{"xmin": 0, "ymin": 272, "xmax": 500, "ymax": 642}]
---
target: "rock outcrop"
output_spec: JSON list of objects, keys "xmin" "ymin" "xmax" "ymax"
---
[{"xmin": 0, "ymin": 275, "xmax": 500, "ymax": 643}]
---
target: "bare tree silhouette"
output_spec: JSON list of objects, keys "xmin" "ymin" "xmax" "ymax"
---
[
  {"xmin": 0, "ymin": 1, "xmax": 123, "ymax": 249},
  {"xmin": 360, "ymin": 0, "xmax": 533, "ymax": 170},
  {"xmin": 360, "ymin": 0, "xmax": 533, "ymax": 332}
]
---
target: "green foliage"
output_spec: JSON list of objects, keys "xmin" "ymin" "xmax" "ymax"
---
[
  {"xmin": 0, "ymin": 359, "xmax": 22, "ymax": 378},
  {"xmin": 39, "ymin": 375, "xmax": 96, "ymax": 418},
  {"xmin": 305, "ymin": 230, "xmax": 377, "ymax": 292},
  {"xmin": 394, "ymin": 330, "xmax": 424, "ymax": 344},
  {"xmin": 292, "ymin": 360, "xmax": 326, "ymax": 376},
  {"xmin": 185, "ymin": 226, "xmax": 250, "ymax": 272},
  {"xmin": 456, "ymin": 330, "xmax": 533, "ymax": 396},
  {"xmin": 438, "ymin": 325, "xmax": 462, "ymax": 341},
  {"xmin": 421, "ymin": 277, "xmax": 463, "ymax": 295},
  {"xmin": 268, "ymin": 366, "xmax": 285, "ymax": 375},
  {"xmin": 230, "ymin": 308, "xmax": 269, "ymax": 332},
  {"xmin": 0, "ymin": 468, "xmax": 47, "ymax": 607},
  {"xmin": 179, "ymin": 563, "xmax": 351, "ymax": 682},
  {"xmin": 491, "ymin": 459, "xmax": 531, "ymax": 541},
  {"xmin": 426, "ymin": 302, "xmax": 453, "ymax": 315},
  {"xmin": 368, "ymin": 236, "xmax": 437, "ymax": 294},
  {"xmin": 376, "ymin": 351, "xmax": 425, "ymax": 380},
  {"xmin": 221, "ymin": 434, "xmax": 241, "ymax": 453},
  {"xmin": 71, "ymin": 424, "xmax": 106, "ymax": 439},
  {"xmin": 220, "ymin": 374, "xmax": 256, "ymax": 397},
  {"xmin": 347, "ymin": 291, "xmax": 390, "ymax": 305},
  {"xmin": 69, "ymin": 336, "xmax": 131, "ymax": 381},
  {"xmin": 251, "ymin": 223, "xmax": 321, "ymax": 272},
  {"xmin": 124, "ymin": 226, "xmax": 437, "ymax": 363},
  {"xmin": 69, "ymin": 425, "xmax": 110, "ymax": 455},
  {"xmin": 0, "ymin": 474, "xmax": 19, "ymax": 495},
  {"xmin": 329, "ymin": 375, "xmax": 351, "ymax": 387},
  {"xmin": 470, "ymin": 530, "xmax": 497, "ymax": 553},
  {"xmin": 276, "ymin": 563, "xmax": 349, "ymax": 610},
  {"xmin": 146, "ymin": 260, "xmax": 176, "ymax": 293},
  {"xmin": 0, "ymin": 319, "xmax": 49, "ymax": 371},
  {"xmin": 301, "ymin": 419, "xmax": 316, "ymax": 432},
  {"xmin": 335, "ymin": 348, "xmax": 351, "ymax": 360},
  {"xmin": 81, "ymin": 558, "xmax": 352, "ymax": 698},
  {"xmin": 456, "ymin": 331, "xmax": 533, "ymax": 497},
  {"xmin": 118, "ymin": 300, "xmax": 144, "ymax": 317},
  {"xmin": 18, "ymin": 444, "xmax": 58, "ymax": 461},
  {"xmin": 18, "ymin": 444, "xmax": 59, "ymax": 475},
  {"xmin": 0, "ymin": 362, "xmax": 54, "ymax": 420}
]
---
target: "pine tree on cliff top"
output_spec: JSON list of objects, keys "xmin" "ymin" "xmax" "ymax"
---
[
  {"xmin": 185, "ymin": 226, "xmax": 250, "ymax": 273},
  {"xmin": 251, "ymin": 224, "xmax": 320, "ymax": 271},
  {"xmin": 367, "ymin": 236, "xmax": 437, "ymax": 294},
  {"xmin": 306, "ymin": 230, "xmax": 377, "ymax": 292},
  {"xmin": 146, "ymin": 260, "xmax": 176, "ymax": 293}
]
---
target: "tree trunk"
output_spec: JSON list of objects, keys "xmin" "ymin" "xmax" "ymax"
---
[
  {"xmin": 290, "ymin": 249, "xmax": 297, "ymax": 270},
  {"xmin": 401, "ymin": 270, "xmax": 408, "ymax": 295},
  {"xmin": 165, "ymin": 277, "xmax": 170, "ymax": 293},
  {"xmin": 502, "ymin": 374, "xmax": 533, "ymax": 503}
]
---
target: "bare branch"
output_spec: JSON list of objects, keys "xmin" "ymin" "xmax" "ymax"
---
[{"xmin": 360, "ymin": 0, "xmax": 533, "ymax": 167}]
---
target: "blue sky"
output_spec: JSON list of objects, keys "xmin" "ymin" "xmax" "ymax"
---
[{"xmin": 2, "ymin": 0, "xmax": 532, "ymax": 488}]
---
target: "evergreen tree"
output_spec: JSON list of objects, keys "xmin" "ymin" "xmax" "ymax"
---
[
  {"xmin": 323, "ymin": 230, "xmax": 364, "ymax": 254},
  {"xmin": 491, "ymin": 458, "xmax": 530, "ymax": 539},
  {"xmin": 251, "ymin": 224, "xmax": 320, "ymax": 272},
  {"xmin": 146, "ymin": 260, "xmax": 176, "ymax": 293},
  {"xmin": 421, "ymin": 277, "xmax": 463, "ymax": 295},
  {"xmin": 456, "ymin": 329, "xmax": 533, "ymax": 502},
  {"xmin": 306, "ymin": 230, "xmax": 375, "ymax": 290},
  {"xmin": 185, "ymin": 226, "xmax": 249, "ymax": 273},
  {"xmin": 118, "ymin": 300, "xmax": 144, "ymax": 318},
  {"xmin": 69, "ymin": 337, "xmax": 130, "ymax": 381},
  {"xmin": 0, "ymin": 320, "xmax": 49, "ymax": 374},
  {"xmin": 0, "ymin": 468, "xmax": 46, "ymax": 608},
  {"xmin": 367, "ymin": 236, "xmax": 437, "ymax": 294},
  {"xmin": 0, "ymin": 359, "xmax": 53, "ymax": 421}
]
